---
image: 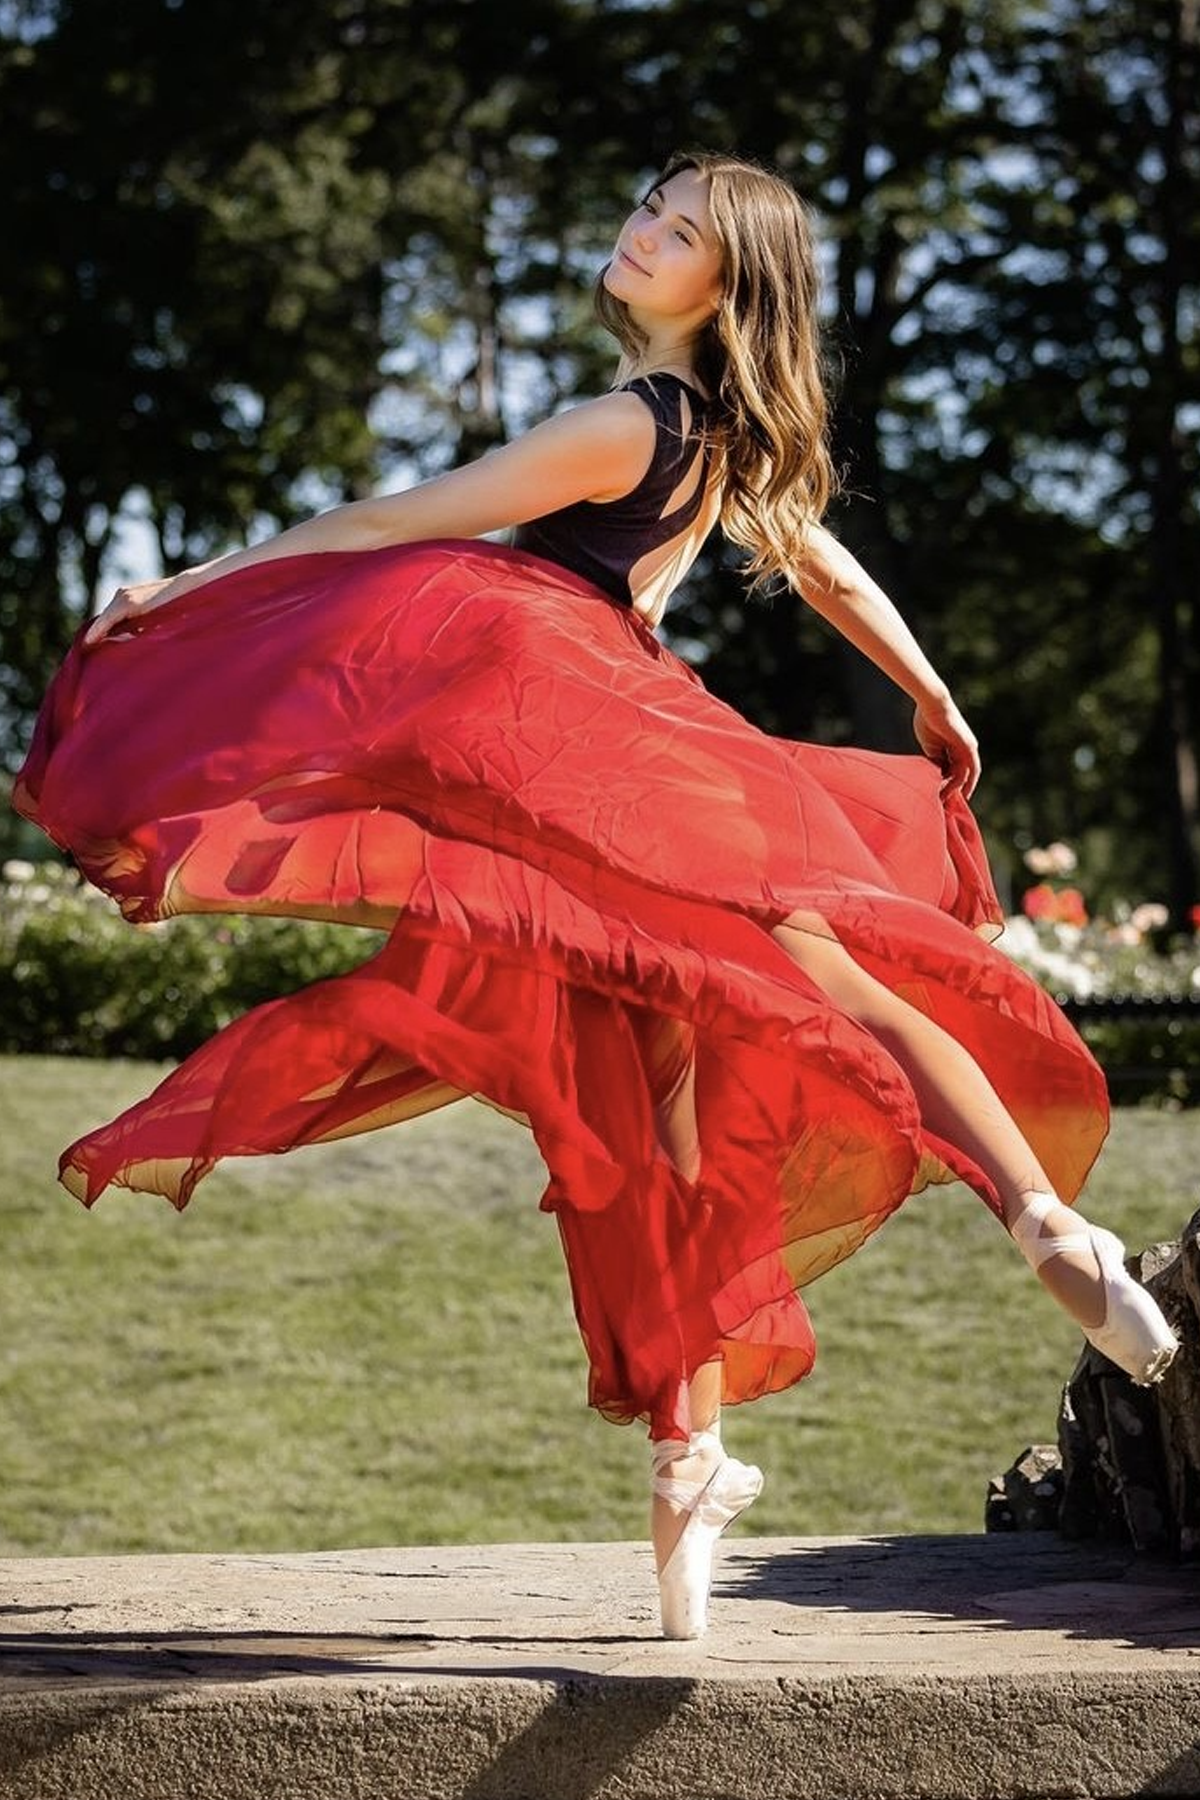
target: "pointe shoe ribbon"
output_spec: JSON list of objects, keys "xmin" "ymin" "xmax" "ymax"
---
[
  {"xmin": 651, "ymin": 1429, "xmax": 763, "ymax": 1641},
  {"xmin": 1011, "ymin": 1191, "xmax": 1179, "ymax": 1387}
]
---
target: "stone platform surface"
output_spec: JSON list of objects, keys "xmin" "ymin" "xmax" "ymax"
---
[{"xmin": 2, "ymin": 1533, "xmax": 1199, "ymax": 1799}]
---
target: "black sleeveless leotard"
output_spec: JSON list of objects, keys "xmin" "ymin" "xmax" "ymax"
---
[{"xmin": 512, "ymin": 373, "xmax": 715, "ymax": 608}]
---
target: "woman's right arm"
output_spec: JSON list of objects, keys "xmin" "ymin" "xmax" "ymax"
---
[{"xmin": 85, "ymin": 393, "xmax": 656, "ymax": 644}]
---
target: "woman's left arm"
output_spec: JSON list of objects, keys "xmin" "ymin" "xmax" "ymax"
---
[
  {"xmin": 84, "ymin": 393, "xmax": 656, "ymax": 646},
  {"xmin": 790, "ymin": 522, "xmax": 981, "ymax": 797}
]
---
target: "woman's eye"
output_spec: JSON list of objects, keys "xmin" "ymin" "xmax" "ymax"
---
[{"xmin": 674, "ymin": 229, "xmax": 693, "ymax": 244}]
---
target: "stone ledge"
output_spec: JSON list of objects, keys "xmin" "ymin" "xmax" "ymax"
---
[{"xmin": 2, "ymin": 1535, "xmax": 1199, "ymax": 1799}]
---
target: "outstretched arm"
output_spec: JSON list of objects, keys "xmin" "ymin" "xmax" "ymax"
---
[
  {"xmin": 790, "ymin": 522, "xmax": 981, "ymax": 797},
  {"xmin": 85, "ymin": 393, "xmax": 657, "ymax": 645}
]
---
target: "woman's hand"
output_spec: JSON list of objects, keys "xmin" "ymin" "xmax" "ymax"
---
[
  {"xmin": 912, "ymin": 692, "xmax": 981, "ymax": 798},
  {"xmin": 83, "ymin": 576, "xmax": 183, "ymax": 647}
]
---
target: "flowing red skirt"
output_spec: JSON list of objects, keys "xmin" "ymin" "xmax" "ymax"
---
[{"xmin": 14, "ymin": 539, "xmax": 1108, "ymax": 1438}]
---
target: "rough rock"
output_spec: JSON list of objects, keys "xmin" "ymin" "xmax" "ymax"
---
[
  {"xmin": 985, "ymin": 1443, "xmax": 1063, "ymax": 1532},
  {"xmin": 992, "ymin": 1204, "xmax": 1200, "ymax": 1558}
]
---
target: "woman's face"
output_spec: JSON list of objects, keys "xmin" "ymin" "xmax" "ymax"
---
[{"xmin": 604, "ymin": 167, "xmax": 724, "ymax": 328}]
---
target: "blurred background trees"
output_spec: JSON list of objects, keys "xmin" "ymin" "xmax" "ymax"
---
[{"xmin": 1, "ymin": 0, "xmax": 1196, "ymax": 920}]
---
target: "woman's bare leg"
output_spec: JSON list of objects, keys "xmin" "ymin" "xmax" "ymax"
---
[
  {"xmin": 653, "ymin": 1048, "xmax": 701, "ymax": 1185},
  {"xmin": 651, "ymin": 1360, "xmax": 723, "ymax": 1573},
  {"xmin": 769, "ymin": 914, "xmax": 1108, "ymax": 1326}
]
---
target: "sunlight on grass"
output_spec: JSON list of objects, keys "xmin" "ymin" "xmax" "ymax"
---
[{"xmin": 1, "ymin": 1055, "xmax": 1195, "ymax": 1554}]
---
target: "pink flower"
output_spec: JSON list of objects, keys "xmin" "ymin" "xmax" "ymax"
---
[
  {"xmin": 1022, "ymin": 884, "xmax": 1088, "ymax": 926},
  {"xmin": 1022, "ymin": 883, "xmax": 1058, "ymax": 921},
  {"xmin": 1130, "ymin": 902, "xmax": 1169, "ymax": 934}
]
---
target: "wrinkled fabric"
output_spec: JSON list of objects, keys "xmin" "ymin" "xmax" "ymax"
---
[{"xmin": 14, "ymin": 538, "xmax": 1109, "ymax": 1437}]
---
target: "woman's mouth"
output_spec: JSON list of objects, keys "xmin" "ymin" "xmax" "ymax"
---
[{"xmin": 618, "ymin": 249, "xmax": 650, "ymax": 276}]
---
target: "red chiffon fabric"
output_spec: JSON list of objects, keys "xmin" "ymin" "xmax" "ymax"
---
[{"xmin": 14, "ymin": 539, "xmax": 1109, "ymax": 1437}]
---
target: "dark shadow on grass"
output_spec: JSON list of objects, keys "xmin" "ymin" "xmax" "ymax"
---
[{"xmin": 715, "ymin": 1531, "xmax": 1200, "ymax": 1651}]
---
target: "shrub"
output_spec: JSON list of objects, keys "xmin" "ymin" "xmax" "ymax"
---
[
  {"xmin": 0, "ymin": 860, "xmax": 381, "ymax": 1059},
  {"xmin": 4, "ymin": 859, "xmax": 1198, "ymax": 1104},
  {"xmin": 1067, "ymin": 1007, "xmax": 1200, "ymax": 1108}
]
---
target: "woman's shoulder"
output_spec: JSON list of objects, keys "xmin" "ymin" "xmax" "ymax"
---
[
  {"xmin": 503, "ymin": 389, "xmax": 657, "ymax": 509},
  {"xmin": 545, "ymin": 388, "xmax": 659, "ymax": 453}
]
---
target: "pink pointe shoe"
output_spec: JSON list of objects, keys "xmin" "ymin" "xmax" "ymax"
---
[
  {"xmin": 1011, "ymin": 1192, "xmax": 1179, "ymax": 1386},
  {"xmin": 651, "ymin": 1430, "xmax": 764, "ymax": 1640}
]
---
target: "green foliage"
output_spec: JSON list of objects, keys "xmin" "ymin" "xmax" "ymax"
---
[
  {"xmin": 1072, "ymin": 1011, "xmax": 1200, "ymax": 1109},
  {"xmin": 0, "ymin": 861, "xmax": 380, "ymax": 1057},
  {"xmin": 1, "ymin": 0, "xmax": 1197, "ymax": 915}
]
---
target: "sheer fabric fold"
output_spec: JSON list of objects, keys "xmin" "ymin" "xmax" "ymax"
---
[{"xmin": 14, "ymin": 540, "xmax": 1108, "ymax": 1437}]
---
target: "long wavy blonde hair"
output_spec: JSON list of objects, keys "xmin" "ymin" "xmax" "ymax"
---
[{"xmin": 595, "ymin": 150, "xmax": 837, "ymax": 591}]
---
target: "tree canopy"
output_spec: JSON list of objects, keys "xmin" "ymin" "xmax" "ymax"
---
[{"xmin": 1, "ymin": 0, "xmax": 1196, "ymax": 918}]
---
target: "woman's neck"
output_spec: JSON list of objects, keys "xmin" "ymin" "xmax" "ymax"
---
[{"xmin": 618, "ymin": 321, "xmax": 706, "ymax": 388}]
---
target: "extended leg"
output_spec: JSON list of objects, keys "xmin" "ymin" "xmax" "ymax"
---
[{"xmin": 768, "ymin": 912, "xmax": 1177, "ymax": 1382}]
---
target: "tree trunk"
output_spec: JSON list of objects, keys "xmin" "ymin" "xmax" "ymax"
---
[{"xmin": 1149, "ymin": 0, "xmax": 1199, "ymax": 928}]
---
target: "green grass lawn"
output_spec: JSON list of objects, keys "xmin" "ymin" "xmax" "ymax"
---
[{"xmin": 1, "ymin": 1054, "xmax": 1195, "ymax": 1557}]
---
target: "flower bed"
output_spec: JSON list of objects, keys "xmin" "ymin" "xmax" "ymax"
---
[{"xmin": 995, "ymin": 844, "xmax": 1200, "ymax": 1106}]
